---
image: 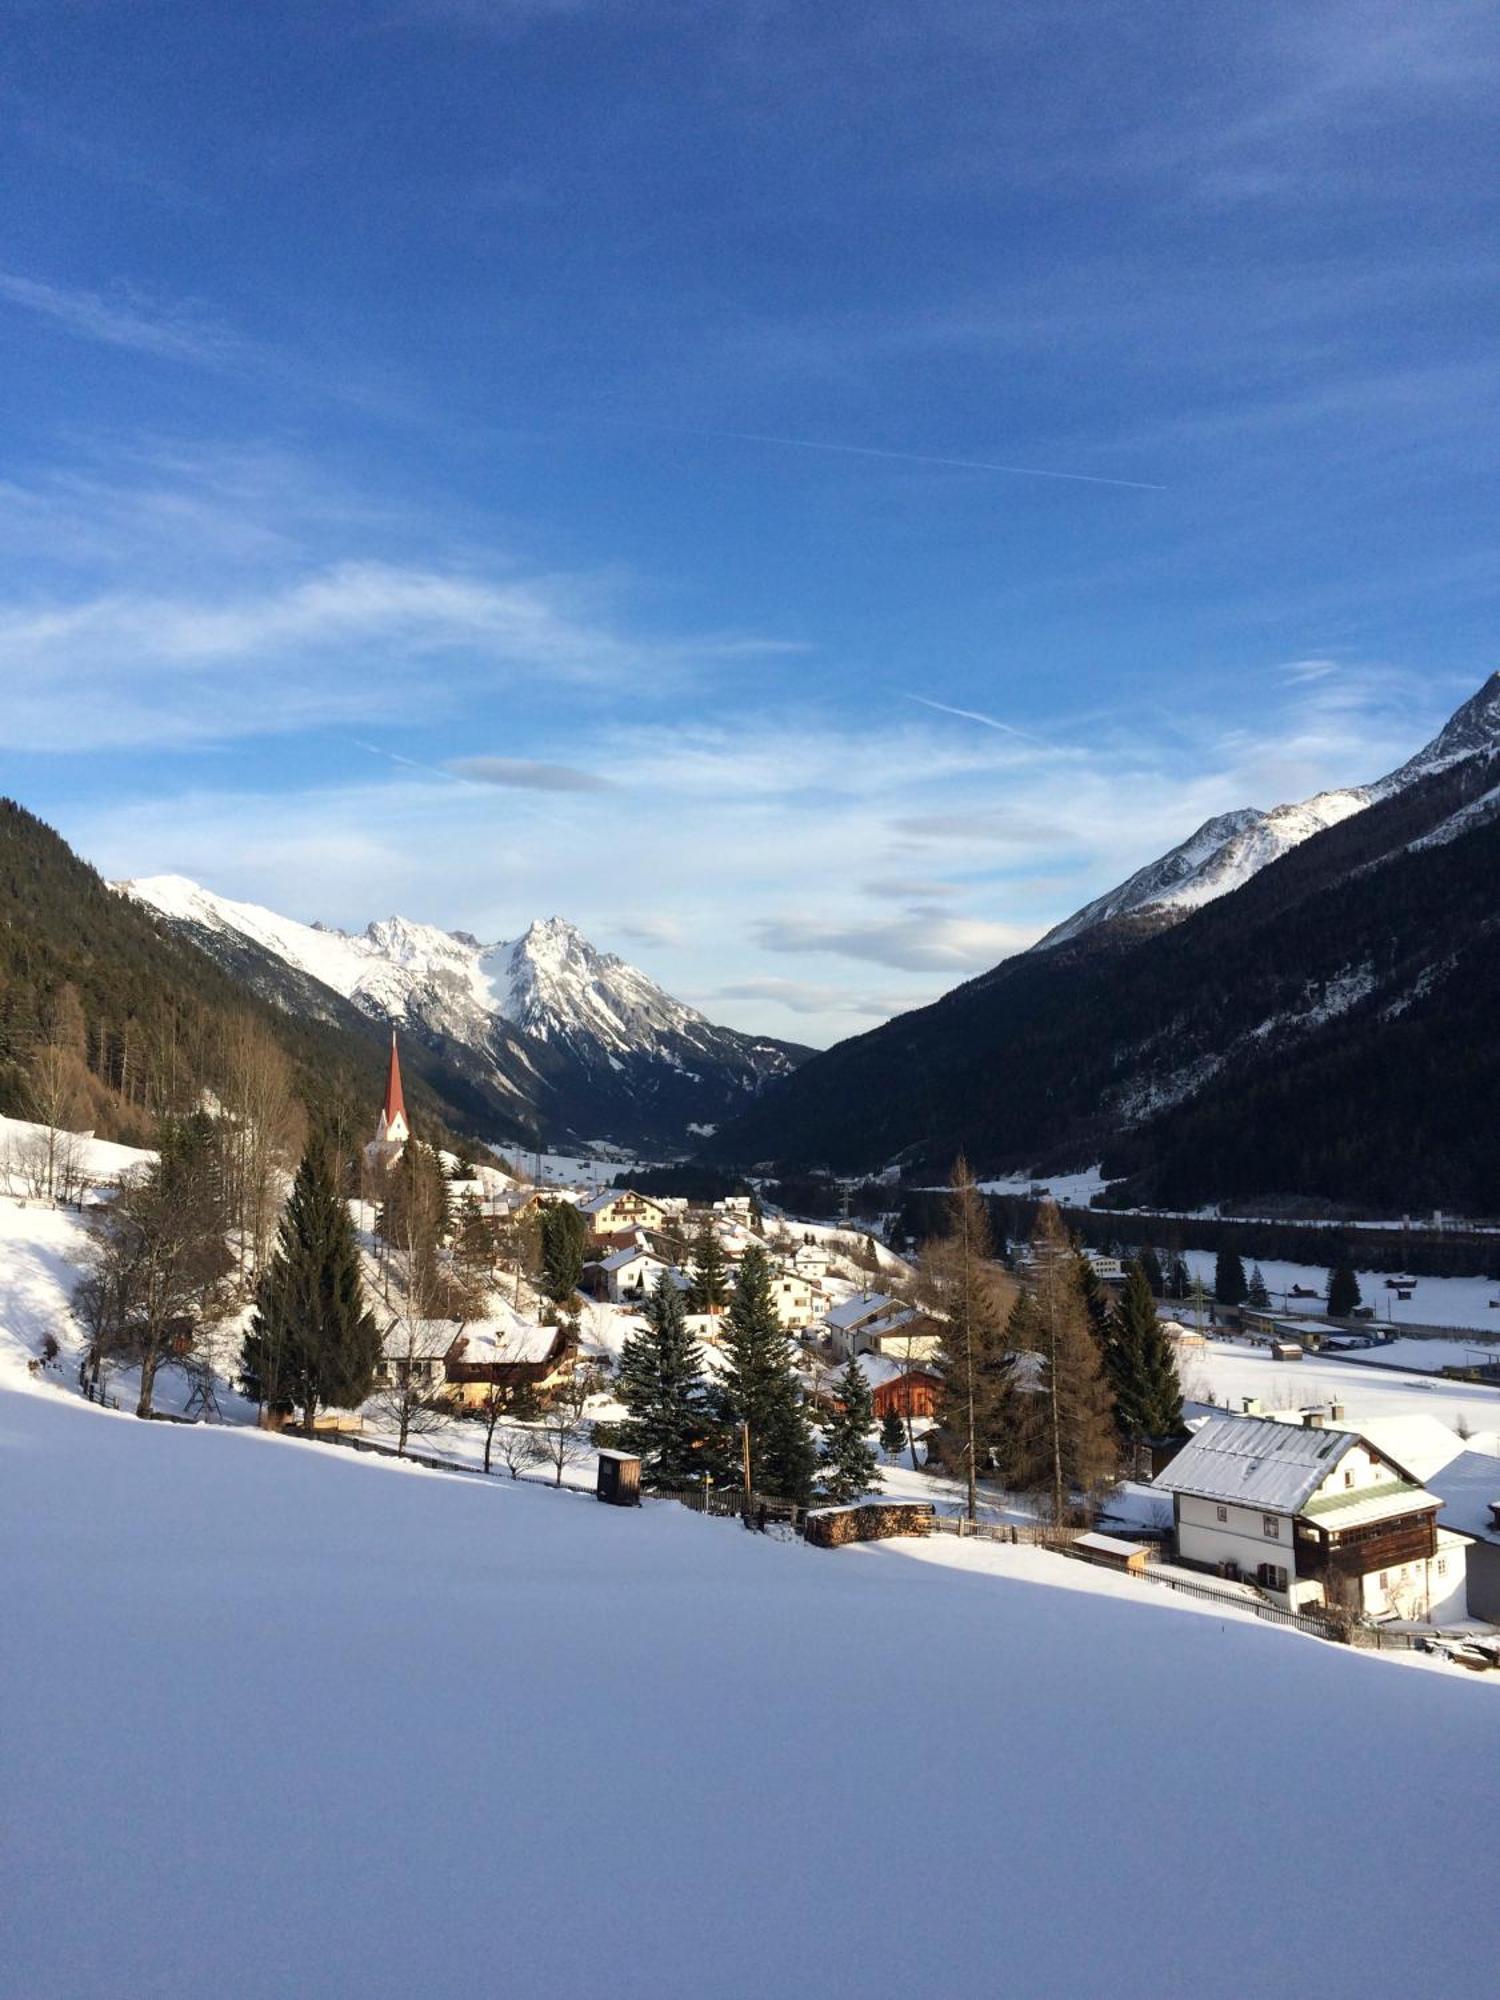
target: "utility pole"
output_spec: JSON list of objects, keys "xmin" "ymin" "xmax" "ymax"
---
[{"xmin": 740, "ymin": 1417, "xmax": 753, "ymax": 1524}]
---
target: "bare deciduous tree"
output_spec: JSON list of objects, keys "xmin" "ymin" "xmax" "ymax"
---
[
  {"xmin": 536, "ymin": 1356, "xmax": 605, "ymax": 1488},
  {"xmin": 75, "ymin": 1115, "xmax": 233, "ymax": 1418},
  {"xmin": 369, "ymin": 1314, "xmax": 453, "ymax": 1457}
]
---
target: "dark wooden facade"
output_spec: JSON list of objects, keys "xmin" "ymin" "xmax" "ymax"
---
[
  {"xmin": 1294, "ymin": 1505, "xmax": 1439, "ymax": 1608},
  {"xmin": 871, "ymin": 1369, "xmax": 941, "ymax": 1421}
]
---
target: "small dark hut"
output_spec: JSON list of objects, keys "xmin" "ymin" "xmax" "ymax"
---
[{"xmin": 596, "ymin": 1449, "xmax": 642, "ymax": 1507}]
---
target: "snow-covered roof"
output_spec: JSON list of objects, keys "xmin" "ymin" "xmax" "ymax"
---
[
  {"xmin": 381, "ymin": 1318, "xmax": 462, "ymax": 1359},
  {"xmin": 1424, "ymin": 1451, "xmax": 1500, "ymax": 1542},
  {"xmin": 1154, "ymin": 1414, "xmax": 1357, "ymax": 1512},
  {"xmin": 449, "ymin": 1319, "xmax": 562, "ymax": 1366},
  {"xmin": 1299, "ymin": 1480, "xmax": 1436, "ymax": 1532},
  {"xmin": 581, "ymin": 1188, "xmax": 661, "ymax": 1215},
  {"xmin": 849, "ymin": 1352, "xmax": 939, "ymax": 1390},
  {"xmin": 599, "ymin": 1245, "xmax": 668, "ymax": 1272},
  {"xmin": 1325, "ymin": 1413, "xmax": 1469, "ymax": 1486},
  {"xmin": 823, "ymin": 1290, "xmax": 900, "ymax": 1332}
]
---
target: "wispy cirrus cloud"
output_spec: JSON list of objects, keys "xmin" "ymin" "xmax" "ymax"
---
[
  {"xmin": 0, "ymin": 559, "xmax": 798, "ymax": 751},
  {"xmin": 0, "ymin": 269, "xmax": 246, "ymax": 366}
]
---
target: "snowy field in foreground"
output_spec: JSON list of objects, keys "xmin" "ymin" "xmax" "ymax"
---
[{"xmin": 4, "ymin": 1382, "xmax": 1497, "ymax": 2000}]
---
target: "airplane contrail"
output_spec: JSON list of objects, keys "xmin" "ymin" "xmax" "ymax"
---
[
  {"xmin": 905, "ymin": 695, "xmax": 1056, "ymax": 747},
  {"xmin": 702, "ymin": 427, "xmax": 1166, "ymax": 491}
]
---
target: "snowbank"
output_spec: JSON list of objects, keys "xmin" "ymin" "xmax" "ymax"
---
[{"xmin": 3, "ymin": 1387, "xmax": 1496, "ymax": 1999}]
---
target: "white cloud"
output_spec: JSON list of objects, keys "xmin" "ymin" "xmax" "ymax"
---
[
  {"xmin": 0, "ymin": 560, "xmax": 798, "ymax": 751},
  {"xmin": 754, "ymin": 911, "xmax": 1039, "ymax": 973}
]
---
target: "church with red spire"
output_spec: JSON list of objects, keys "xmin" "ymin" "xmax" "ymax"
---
[{"xmin": 364, "ymin": 1028, "xmax": 410, "ymax": 1170}]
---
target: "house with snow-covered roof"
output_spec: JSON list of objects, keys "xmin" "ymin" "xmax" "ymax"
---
[
  {"xmin": 442, "ymin": 1319, "xmax": 578, "ymax": 1407},
  {"xmin": 579, "ymin": 1189, "xmax": 671, "ymax": 1238},
  {"xmin": 1154, "ymin": 1412, "xmax": 1467, "ymax": 1624},
  {"xmin": 598, "ymin": 1245, "xmax": 691, "ymax": 1305}
]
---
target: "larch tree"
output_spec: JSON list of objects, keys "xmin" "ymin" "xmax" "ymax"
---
[
  {"xmin": 818, "ymin": 1357, "xmax": 880, "ymax": 1504},
  {"xmin": 218, "ymin": 1012, "xmax": 304, "ymax": 1293},
  {"xmin": 242, "ymin": 1138, "xmax": 381, "ymax": 1434},
  {"xmin": 1105, "ymin": 1258, "xmax": 1185, "ymax": 1449},
  {"xmin": 926, "ymin": 1157, "xmax": 1018, "ymax": 1521},
  {"xmin": 616, "ymin": 1269, "xmax": 712, "ymax": 1488},
  {"xmin": 718, "ymin": 1245, "xmax": 817, "ymax": 1504},
  {"xmin": 27, "ymin": 984, "xmax": 90, "ymax": 1202},
  {"xmin": 1011, "ymin": 1203, "xmax": 1118, "ymax": 1523}
]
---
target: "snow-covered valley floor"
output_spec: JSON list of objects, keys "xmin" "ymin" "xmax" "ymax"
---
[{"xmin": 4, "ymin": 1378, "xmax": 1498, "ymax": 2000}]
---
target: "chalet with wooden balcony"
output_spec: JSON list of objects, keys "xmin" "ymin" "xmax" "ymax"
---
[{"xmin": 1154, "ymin": 1413, "xmax": 1468, "ymax": 1625}]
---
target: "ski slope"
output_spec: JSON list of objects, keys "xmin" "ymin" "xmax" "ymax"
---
[{"xmin": 3, "ymin": 1381, "xmax": 1497, "ymax": 2000}]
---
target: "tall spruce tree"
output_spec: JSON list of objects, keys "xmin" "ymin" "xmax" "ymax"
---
[
  {"xmin": 927, "ymin": 1157, "xmax": 1018, "ymax": 1520},
  {"xmin": 1105, "ymin": 1258, "xmax": 1185, "ymax": 1447},
  {"xmin": 819, "ymin": 1357, "xmax": 880, "ymax": 1504},
  {"xmin": 538, "ymin": 1202, "xmax": 587, "ymax": 1304},
  {"xmin": 1214, "ymin": 1246, "xmax": 1248, "ymax": 1307},
  {"xmin": 242, "ymin": 1140, "xmax": 380, "ymax": 1433},
  {"xmin": 1247, "ymin": 1263, "xmax": 1271, "ymax": 1309},
  {"xmin": 685, "ymin": 1220, "xmax": 730, "ymax": 1313},
  {"xmin": 1137, "ymin": 1244, "xmax": 1165, "ymax": 1297},
  {"xmin": 616, "ymin": 1270, "xmax": 712, "ymax": 1488},
  {"xmin": 718, "ymin": 1245, "xmax": 817, "ymax": 1503},
  {"xmin": 1327, "ymin": 1263, "xmax": 1361, "ymax": 1317}
]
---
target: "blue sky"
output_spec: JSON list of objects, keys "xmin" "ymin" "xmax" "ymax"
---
[{"xmin": 3, "ymin": 1, "xmax": 1497, "ymax": 1044}]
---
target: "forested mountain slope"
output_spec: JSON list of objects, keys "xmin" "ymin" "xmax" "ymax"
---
[
  {"xmin": 0, "ymin": 801, "xmax": 508, "ymax": 1152},
  {"xmin": 704, "ymin": 751, "xmax": 1500, "ymax": 1215}
]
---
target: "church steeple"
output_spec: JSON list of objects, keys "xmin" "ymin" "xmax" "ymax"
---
[{"xmin": 379, "ymin": 1027, "xmax": 408, "ymax": 1143}]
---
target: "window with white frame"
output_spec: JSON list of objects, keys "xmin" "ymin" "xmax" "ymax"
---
[{"xmin": 1262, "ymin": 1515, "xmax": 1280, "ymax": 1538}]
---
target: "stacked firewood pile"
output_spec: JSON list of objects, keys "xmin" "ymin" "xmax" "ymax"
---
[{"xmin": 804, "ymin": 1500, "xmax": 937, "ymax": 1548}]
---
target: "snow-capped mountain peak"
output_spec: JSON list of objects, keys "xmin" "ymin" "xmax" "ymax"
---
[
  {"xmin": 1372, "ymin": 669, "xmax": 1500, "ymax": 797},
  {"xmin": 482, "ymin": 916, "xmax": 709, "ymax": 1054},
  {"xmin": 1035, "ymin": 793, "xmax": 1367, "ymax": 949},
  {"xmin": 1035, "ymin": 673, "xmax": 1498, "ymax": 950},
  {"xmin": 114, "ymin": 875, "xmax": 802, "ymax": 1146}
]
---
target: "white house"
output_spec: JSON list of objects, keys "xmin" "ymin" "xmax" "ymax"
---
[
  {"xmin": 1155, "ymin": 1413, "xmax": 1467, "ymax": 1624},
  {"xmin": 768, "ymin": 1268, "xmax": 822, "ymax": 1328},
  {"xmin": 822, "ymin": 1291, "xmax": 903, "ymax": 1358},
  {"xmin": 860, "ymin": 1314, "xmax": 943, "ymax": 1364},
  {"xmin": 599, "ymin": 1245, "xmax": 690, "ymax": 1305}
]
